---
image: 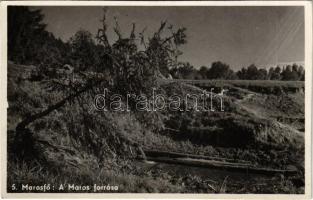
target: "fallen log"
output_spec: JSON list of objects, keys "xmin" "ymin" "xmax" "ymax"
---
[
  {"xmin": 146, "ymin": 156, "xmax": 298, "ymax": 176},
  {"xmin": 144, "ymin": 150, "xmax": 252, "ymax": 164}
]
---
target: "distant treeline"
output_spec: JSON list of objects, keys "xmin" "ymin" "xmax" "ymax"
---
[
  {"xmin": 170, "ymin": 61, "xmax": 304, "ymax": 81},
  {"xmin": 8, "ymin": 7, "xmax": 304, "ymax": 81}
]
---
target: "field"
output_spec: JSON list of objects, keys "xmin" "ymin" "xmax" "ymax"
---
[
  {"xmin": 165, "ymin": 79, "xmax": 304, "ymax": 87},
  {"xmin": 163, "ymin": 79, "xmax": 304, "ymax": 94}
]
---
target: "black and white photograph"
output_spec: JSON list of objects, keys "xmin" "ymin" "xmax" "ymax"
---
[{"xmin": 1, "ymin": 1, "xmax": 312, "ymax": 197}]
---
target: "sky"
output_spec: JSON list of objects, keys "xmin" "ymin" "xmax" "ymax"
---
[{"xmin": 33, "ymin": 6, "xmax": 304, "ymax": 70}]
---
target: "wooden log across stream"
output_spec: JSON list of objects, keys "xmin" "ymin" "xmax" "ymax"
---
[
  {"xmin": 144, "ymin": 150, "xmax": 298, "ymax": 176},
  {"xmin": 144, "ymin": 150, "xmax": 252, "ymax": 164}
]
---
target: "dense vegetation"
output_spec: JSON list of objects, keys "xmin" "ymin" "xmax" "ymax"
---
[
  {"xmin": 7, "ymin": 6, "xmax": 305, "ymax": 194},
  {"xmin": 172, "ymin": 61, "xmax": 304, "ymax": 81},
  {"xmin": 9, "ymin": 7, "xmax": 304, "ymax": 82}
]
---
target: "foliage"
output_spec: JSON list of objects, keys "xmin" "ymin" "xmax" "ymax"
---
[
  {"xmin": 8, "ymin": 6, "xmax": 47, "ymax": 64},
  {"xmin": 268, "ymin": 66, "xmax": 281, "ymax": 80},
  {"xmin": 8, "ymin": 7, "xmax": 304, "ymax": 82},
  {"xmin": 236, "ymin": 64, "xmax": 304, "ymax": 81},
  {"xmin": 68, "ymin": 29, "xmax": 103, "ymax": 72},
  {"xmin": 171, "ymin": 62, "xmax": 196, "ymax": 79},
  {"xmin": 8, "ymin": 7, "xmax": 70, "ymax": 67},
  {"xmin": 95, "ymin": 11, "xmax": 188, "ymax": 96},
  {"xmin": 207, "ymin": 61, "xmax": 237, "ymax": 80},
  {"xmin": 175, "ymin": 62, "xmax": 304, "ymax": 81},
  {"xmin": 281, "ymin": 64, "xmax": 304, "ymax": 81},
  {"xmin": 146, "ymin": 22, "xmax": 187, "ymax": 77}
]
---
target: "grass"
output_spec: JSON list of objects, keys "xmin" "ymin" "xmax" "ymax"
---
[
  {"xmin": 8, "ymin": 158, "xmax": 302, "ymax": 194},
  {"xmin": 7, "ymin": 159, "xmax": 182, "ymax": 193},
  {"xmin": 7, "ymin": 63, "xmax": 305, "ymax": 194}
]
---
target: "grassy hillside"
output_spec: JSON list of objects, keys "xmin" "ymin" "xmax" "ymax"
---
[{"xmin": 7, "ymin": 62, "xmax": 305, "ymax": 193}]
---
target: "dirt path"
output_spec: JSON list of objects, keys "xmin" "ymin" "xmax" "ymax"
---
[{"xmin": 233, "ymin": 89, "xmax": 302, "ymax": 135}]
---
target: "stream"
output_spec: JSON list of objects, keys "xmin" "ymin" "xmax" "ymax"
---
[{"xmin": 135, "ymin": 160, "xmax": 284, "ymax": 193}]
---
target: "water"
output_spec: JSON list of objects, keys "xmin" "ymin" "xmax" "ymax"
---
[
  {"xmin": 136, "ymin": 160, "xmax": 281, "ymax": 193},
  {"xmin": 142, "ymin": 161, "xmax": 270, "ymax": 182}
]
